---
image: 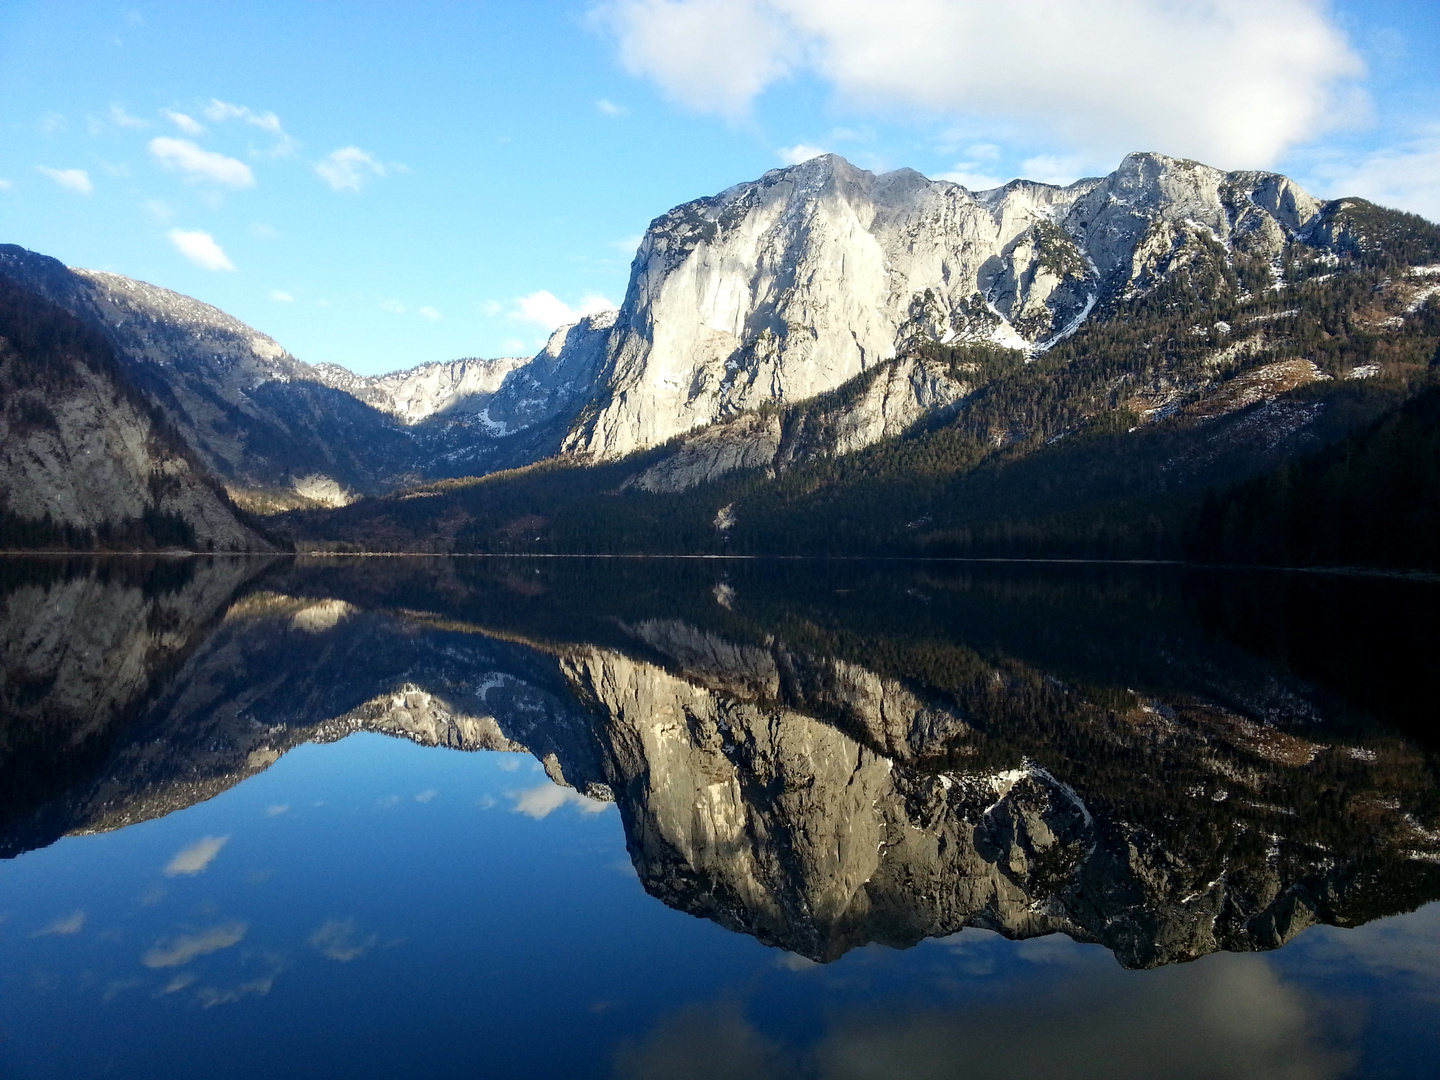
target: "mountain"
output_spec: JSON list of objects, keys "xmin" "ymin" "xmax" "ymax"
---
[
  {"xmin": 0, "ymin": 245, "xmax": 611, "ymax": 513},
  {"xmin": 4, "ymin": 556, "xmax": 1437, "ymax": 968},
  {"xmin": 277, "ymin": 153, "xmax": 1440, "ymax": 558},
  {"xmin": 560, "ymin": 151, "xmax": 1324, "ymax": 465},
  {"xmin": 0, "ymin": 277, "xmax": 272, "ymax": 551},
  {"xmin": 4, "ymin": 149, "xmax": 1438, "ymax": 560}
]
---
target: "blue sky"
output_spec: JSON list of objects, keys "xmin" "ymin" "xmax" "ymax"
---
[{"xmin": 2, "ymin": 1, "xmax": 1437, "ymax": 375}]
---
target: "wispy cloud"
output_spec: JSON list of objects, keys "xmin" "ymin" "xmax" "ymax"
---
[
  {"xmin": 203, "ymin": 99, "xmax": 282, "ymax": 133},
  {"xmin": 596, "ymin": 98, "xmax": 629, "ymax": 117},
  {"xmin": 938, "ymin": 165, "xmax": 1005, "ymax": 190},
  {"xmin": 308, "ymin": 918, "xmax": 378, "ymax": 962},
  {"xmin": 32, "ymin": 910, "xmax": 86, "ymax": 937},
  {"xmin": 270, "ymin": 291, "xmax": 294, "ymax": 303},
  {"xmin": 511, "ymin": 782, "xmax": 612, "ymax": 819},
  {"xmin": 777, "ymin": 143, "xmax": 828, "ymax": 165},
  {"xmin": 380, "ymin": 299, "xmax": 407, "ymax": 315},
  {"xmin": 1019, "ymin": 154, "xmax": 1097, "ymax": 186},
  {"xmin": 417, "ymin": 306, "xmax": 442, "ymax": 322},
  {"xmin": 0, "ymin": 179, "xmax": 13, "ymax": 191},
  {"xmin": 103, "ymin": 103, "xmax": 149, "ymax": 130},
  {"xmin": 315, "ymin": 147, "xmax": 387, "ymax": 192},
  {"xmin": 1301, "ymin": 124, "xmax": 1440, "ymax": 223},
  {"xmin": 163, "ymin": 834, "xmax": 230, "ymax": 875},
  {"xmin": 201, "ymin": 99, "xmax": 297, "ymax": 157},
  {"xmin": 141, "ymin": 921, "xmax": 247, "ymax": 968},
  {"xmin": 36, "ymin": 166, "xmax": 93, "ymax": 195},
  {"xmin": 149, "ymin": 137, "xmax": 255, "ymax": 188},
  {"xmin": 509, "ymin": 289, "xmax": 617, "ymax": 331},
  {"xmin": 160, "ymin": 109, "xmax": 206, "ymax": 136}
]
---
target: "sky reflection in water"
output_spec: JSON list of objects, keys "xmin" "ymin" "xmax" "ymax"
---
[{"xmin": 1, "ymin": 556, "xmax": 1438, "ymax": 1079}]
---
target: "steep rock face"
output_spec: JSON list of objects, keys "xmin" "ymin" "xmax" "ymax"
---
[
  {"xmin": 561, "ymin": 152, "xmax": 1327, "ymax": 461},
  {"xmin": 0, "ymin": 279, "xmax": 270, "ymax": 550},
  {"xmin": 626, "ymin": 352, "xmax": 971, "ymax": 493}
]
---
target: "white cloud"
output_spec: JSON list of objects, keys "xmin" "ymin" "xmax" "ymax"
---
[
  {"xmin": 141, "ymin": 921, "xmax": 247, "ymax": 968},
  {"xmin": 511, "ymin": 783, "xmax": 612, "ymax": 819},
  {"xmin": 418, "ymin": 306, "xmax": 442, "ymax": 322},
  {"xmin": 380, "ymin": 299, "xmax": 407, "ymax": 315},
  {"xmin": 315, "ymin": 146, "xmax": 387, "ymax": 192},
  {"xmin": 161, "ymin": 109, "xmax": 206, "ymax": 136},
  {"xmin": 1300, "ymin": 125, "xmax": 1440, "ymax": 223},
  {"xmin": 105, "ymin": 103, "xmax": 148, "ymax": 130},
  {"xmin": 777, "ymin": 143, "xmax": 829, "ymax": 165},
  {"xmin": 501, "ymin": 337, "xmax": 528, "ymax": 354},
  {"xmin": 249, "ymin": 222, "xmax": 279, "ymax": 239},
  {"xmin": 270, "ymin": 290, "xmax": 295, "ymax": 303},
  {"xmin": 478, "ymin": 299, "xmax": 504, "ymax": 317},
  {"xmin": 266, "ymin": 803, "xmax": 290, "ymax": 815},
  {"xmin": 203, "ymin": 99, "xmax": 282, "ymax": 133},
  {"xmin": 32, "ymin": 910, "xmax": 86, "ymax": 937},
  {"xmin": 594, "ymin": 0, "xmax": 1364, "ymax": 167},
  {"xmin": 36, "ymin": 166, "xmax": 93, "ymax": 195},
  {"xmin": 149, "ymin": 137, "xmax": 255, "ymax": 188},
  {"xmin": 200, "ymin": 99, "xmax": 297, "ymax": 157},
  {"xmin": 159, "ymin": 972, "xmax": 198, "ymax": 995},
  {"xmin": 510, "ymin": 289, "xmax": 617, "ymax": 331},
  {"xmin": 938, "ymin": 165, "xmax": 1005, "ymax": 190},
  {"xmin": 308, "ymin": 918, "xmax": 378, "ymax": 962},
  {"xmin": 1019, "ymin": 154, "xmax": 1098, "ymax": 187},
  {"xmin": 163, "ymin": 834, "xmax": 230, "ymax": 875},
  {"xmin": 609, "ymin": 235, "xmax": 644, "ymax": 254},
  {"xmin": 0, "ymin": 179, "xmax": 12, "ymax": 190},
  {"xmin": 596, "ymin": 98, "xmax": 629, "ymax": 116},
  {"xmin": 595, "ymin": 0, "xmax": 799, "ymax": 118}
]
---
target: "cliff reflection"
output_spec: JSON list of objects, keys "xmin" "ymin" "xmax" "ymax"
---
[{"xmin": 2, "ymin": 555, "xmax": 1438, "ymax": 970}]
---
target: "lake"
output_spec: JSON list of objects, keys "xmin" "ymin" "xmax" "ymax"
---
[{"xmin": 2, "ymin": 555, "xmax": 1438, "ymax": 1079}]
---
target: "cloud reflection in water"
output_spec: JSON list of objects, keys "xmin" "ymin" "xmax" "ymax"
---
[{"xmin": 618, "ymin": 951, "xmax": 1351, "ymax": 1080}]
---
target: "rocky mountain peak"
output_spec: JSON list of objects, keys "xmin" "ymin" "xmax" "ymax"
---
[{"xmin": 554, "ymin": 150, "xmax": 1347, "ymax": 462}]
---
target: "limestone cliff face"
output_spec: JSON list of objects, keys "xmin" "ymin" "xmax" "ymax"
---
[
  {"xmin": 560, "ymin": 152, "xmax": 1325, "ymax": 462},
  {"xmin": 625, "ymin": 352, "xmax": 971, "ymax": 493},
  {"xmin": 0, "ymin": 279, "xmax": 270, "ymax": 551}
]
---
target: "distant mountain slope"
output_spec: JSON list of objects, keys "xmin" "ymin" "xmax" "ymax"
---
[
  {"xmin": 0, "ymin": 246, "xmax": 610, "ymax": 511},
  {"xmin": 0, "ymin": 277, "xmax": 271, "ymax": 551}
]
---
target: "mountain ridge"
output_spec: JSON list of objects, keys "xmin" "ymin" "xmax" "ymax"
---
[{"xmin": 4, "ymin": 149, "xmax": 1439, "ymax": 558}]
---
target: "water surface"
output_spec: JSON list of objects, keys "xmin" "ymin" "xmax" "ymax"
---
[{"xmin": 2, "ymin": 556, "xmax": 1438, "ymax": 1079}]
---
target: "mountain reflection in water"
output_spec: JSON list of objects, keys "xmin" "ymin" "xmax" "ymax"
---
[{"xmin": 1, "ymin": 555, "xmax": 1438, "ymax": 1079}]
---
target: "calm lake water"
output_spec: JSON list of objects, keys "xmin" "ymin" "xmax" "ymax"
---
[{"xmin": 2, "ymin": 555, "xmax": 1438, "ymax": 1080}]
